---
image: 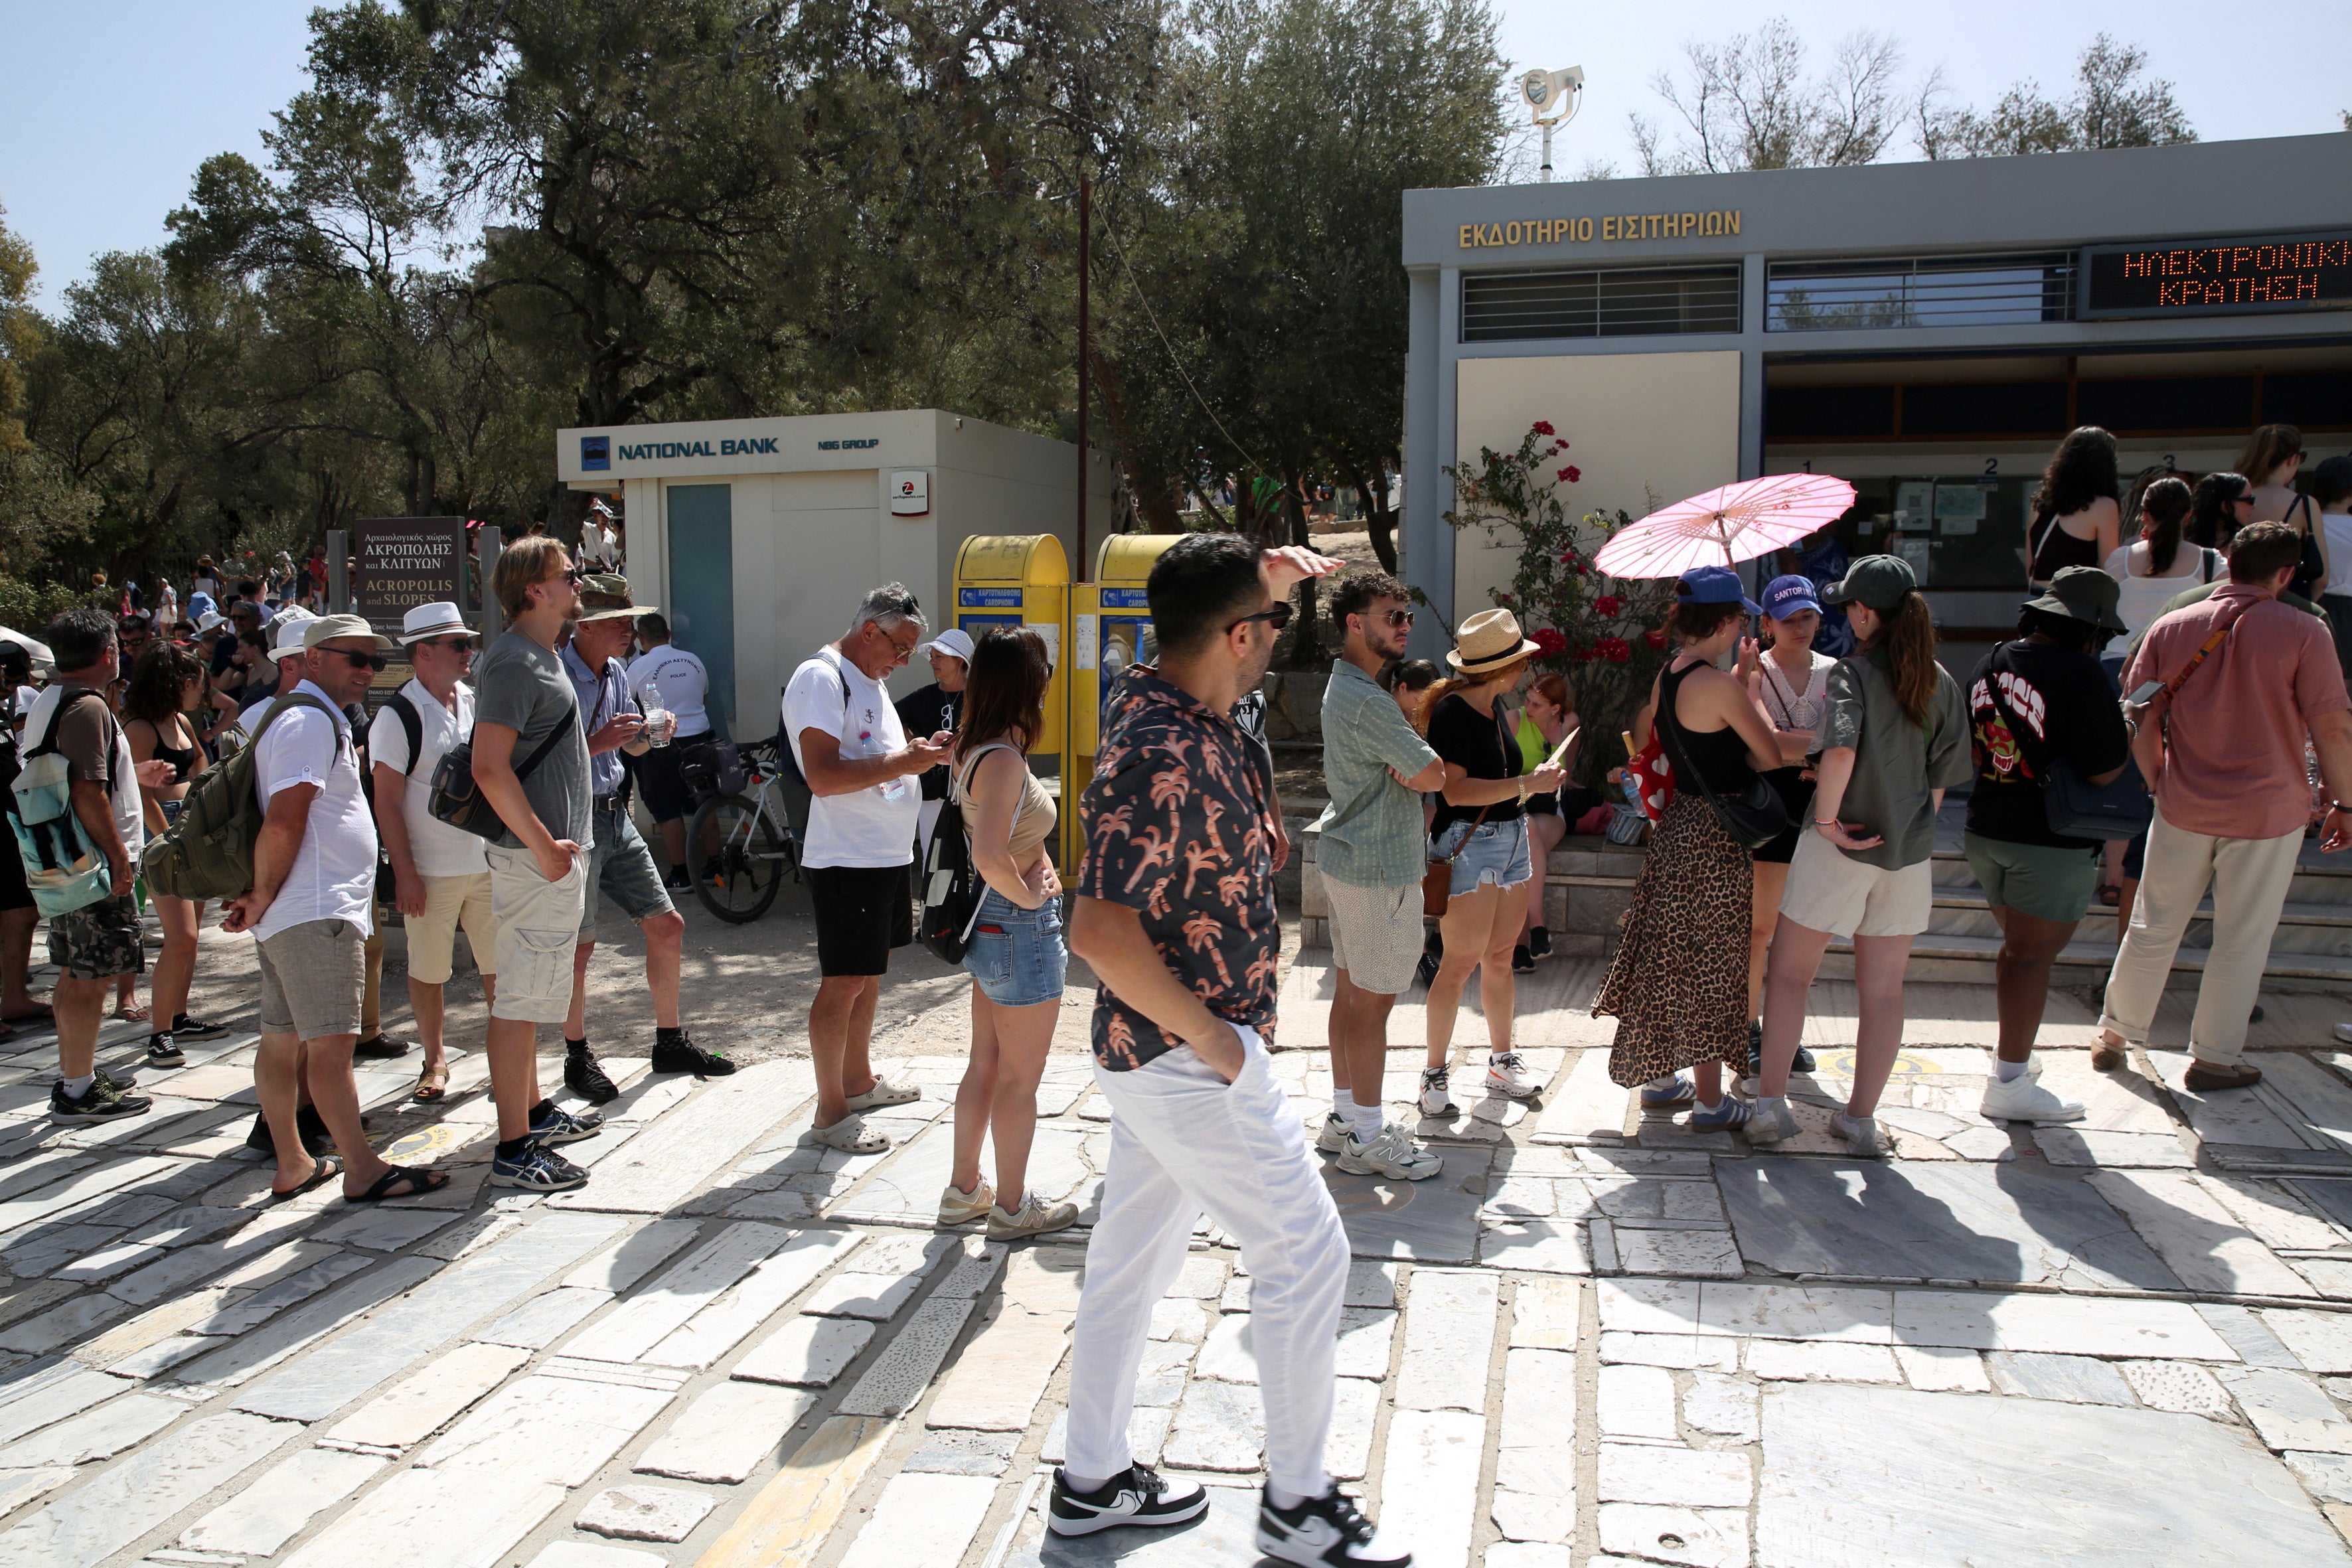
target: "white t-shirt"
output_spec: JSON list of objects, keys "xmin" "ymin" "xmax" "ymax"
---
[
  {"xmin": 627, "ymin": 645, "xmax": 711, "ymax": 740},
  {"xmin": 2102, "ymin": 540, "xmax": 2221, "ymax": 639},
  {"xmin": 251, "ymin": 680, "xmax": 378, "ymax": 943},
  {"xmin": 781, "ymin": 646, "xmax": 915, "ymax": 868},
  {"xmin": 21, "ymin": 684, "xmax": 142, "ymax": 863},
  {"xmin": 367, "ymin": 678, "xmax": 488, "ymax": 878},
  {"xmin": 2321, "ymin": 512, "xmax": 2352, "ymax": 597}
]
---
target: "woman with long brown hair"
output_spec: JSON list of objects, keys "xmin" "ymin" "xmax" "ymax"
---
[
  {"xmin": 2026, "ymin": 426, "xmax": 2122, "ymax": 589},
  {"xmin": 2238, "ymin": 424, "xmax": 2329, "ymax": 601},
  {"xmin": 120, "ymin": 643, "xmax": 231, "ymax": 1067},
  {"xmin": 937, "ymin": 627, "xmax": 1077, "ymax": 1243},
  {"xmin": 1748, "ymin": 555, "xmax": 1970, "ymax": 1156}
]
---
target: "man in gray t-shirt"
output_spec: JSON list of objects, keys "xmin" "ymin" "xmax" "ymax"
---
[{"xmin": 473, "ymin": 629, "xmax": 593, "ymax": 852}]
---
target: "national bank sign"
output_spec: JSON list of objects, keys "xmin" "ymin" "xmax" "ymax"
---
[{"xmin": 582, "ymin": 433, "xmax": 783, "ymax": 471}]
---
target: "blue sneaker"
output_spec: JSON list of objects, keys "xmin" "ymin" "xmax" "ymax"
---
[
  {"xmin": 526, "ymin": 1101, "xmax": 603, "ymax": 1146},
  {"xmin": 1639, "ymin": 1073, "xmax": 1694, "ymax": 1107},
  {"xmin": 490, "ymin": 1144, "xmax": 589, "ymax": 1192},
  {"xmin": 1689, "ymin": 1096, "xmax": 1753, "ymax": 1131}
]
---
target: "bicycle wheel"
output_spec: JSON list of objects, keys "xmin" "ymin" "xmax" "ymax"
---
[{"xmin": 688, "ymin": 793, "xmax": 785, "ymax": 923}]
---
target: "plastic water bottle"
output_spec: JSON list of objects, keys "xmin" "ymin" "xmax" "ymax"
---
[{"xmin": 641, "ymin": 675, "xmax": 674, "ymax": 748}]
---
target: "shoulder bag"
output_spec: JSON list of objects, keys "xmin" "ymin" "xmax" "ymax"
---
[
  {"xmin": 1983, "ymin": 647, "xmax": 2150, "ymax": 842},
  {"xmin": 427, "ymin": 723, "xmax": 574, "ymax": 842},
  {"xmin": 1654, "ymin": 666, "xmax": 1789, "ymax": 850},
  {"xmin": 1421, "ymin": 702, "xmax": 1512, "ymax": 917}
]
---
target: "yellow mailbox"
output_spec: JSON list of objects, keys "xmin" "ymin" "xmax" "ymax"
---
[
  {"xmin": 951, "ymin": 534, "xmax": 1071, "ymax": 832},
  {"xmin": 1065, "ymin": 532, "xmax": 1182, "ymax": 864}
]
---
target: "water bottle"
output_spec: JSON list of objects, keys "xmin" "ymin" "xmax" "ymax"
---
[{"xmin": 641, "ymin": 675, "xmax": 674, "ymax": 748}]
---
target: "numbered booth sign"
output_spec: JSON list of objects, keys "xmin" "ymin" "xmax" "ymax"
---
[{"xmin": 1065, "ymin": 532, "xmax": 1182, "ymax": 866}]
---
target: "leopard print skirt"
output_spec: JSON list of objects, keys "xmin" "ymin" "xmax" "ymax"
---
[{"xmin": 1592, "ymin": 794, "xmax": 1757, "ymax": 1087}]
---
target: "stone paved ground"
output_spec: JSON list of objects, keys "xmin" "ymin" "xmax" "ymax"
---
[{"xmin": 9, "ymin": 906, "xmax": 2352, "ymax": 1568}]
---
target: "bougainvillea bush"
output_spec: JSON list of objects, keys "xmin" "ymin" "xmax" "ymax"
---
[{"xmin": 1443, "ymin": 421, "xmax": 1674, "ymax": 789}]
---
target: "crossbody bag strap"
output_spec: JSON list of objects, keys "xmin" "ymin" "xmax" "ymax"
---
[
  {"xmin": 2029, "ymin": 509, "xmax": 2061, "ymax": 571},
  {"xmin": 510, "ymin": 718, "xmax": 573, "ymax": 785},
  {"xmin": 1654, "ymin": 665, "xmax": 1735, "ymax": 820},
  {"xmin": 949, "ymin": 741, "xmax": 1016, "ymax": 806},
  {"xmin": 2156, "ymin": 604, "xmax": 2251, "ymax": 706}
]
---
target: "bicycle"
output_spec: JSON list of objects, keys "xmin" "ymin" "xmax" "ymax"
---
[{"xmin": 684, "ymin": 736, "xmax": 805, "ymax": 923}]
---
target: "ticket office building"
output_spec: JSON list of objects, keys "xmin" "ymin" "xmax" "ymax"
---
[{"xmin": 1401, "ymin": 132, "xmax": 2352, "ymax": 670}]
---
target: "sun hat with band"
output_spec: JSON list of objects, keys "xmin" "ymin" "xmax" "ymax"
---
[
  {"xmin": 574, "ymin": 573, "xmax": 642, "ymax": 623},
  {"xmin": 1676, "ymin": 563, "xmax": 1763, "ymax": 615},
  {"xmin": 2021, "ymin": 564, "xmax": 2128, "ymax": 636},
  {"xmin": 1448, "ymin": 607, "xmax": 1541, "ymax": 674},
  {"xmin": 1822, "ymin": 553, "xmax": 1919, "ymax": 613},
  {"xmin": 301, "ymin": 613, "xmax": 396, "ymax": 653},
  {"xmin": 398, "ymin": 601, "xmax": 472, "ymax": 644}
]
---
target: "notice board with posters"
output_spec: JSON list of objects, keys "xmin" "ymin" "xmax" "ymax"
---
[{"xmin": 354, "ymin": 516, "xmax": 469, "ymax": 717}]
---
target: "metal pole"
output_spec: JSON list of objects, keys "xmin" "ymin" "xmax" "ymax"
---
[
  {"xmin": 1077, "ymin": 175, "xmax": 1091, "ymax": 574},
  {"xmin": 327, "ymin": 530, "xmax": 349, "ymax": 613},
  {"xmin": 1540, "ymin": 122, "xmax": 1553, "ymax": 182},
  {"xmin": 478, "ymin": 526, "xmax": 504, "ymax": 641}
]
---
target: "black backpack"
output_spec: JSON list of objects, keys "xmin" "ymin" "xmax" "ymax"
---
[{"xmin": 917, "ymin": 744, "xmax": 1003, "ymax": 964}]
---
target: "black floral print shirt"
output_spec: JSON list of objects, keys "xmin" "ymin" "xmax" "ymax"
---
[{"xmin": 1077, "ymin": 663, "xmax": 1280, "ymax": 1071}]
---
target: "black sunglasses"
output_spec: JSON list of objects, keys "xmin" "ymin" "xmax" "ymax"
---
[
  {"xmin": 329, "ymin": 649, "xmax": 390, "ymax": 673},
  {"xmin": 1227, "ymin": 602, "xmax": 1294, "ymax": 635},
  {"xmin": 415, "ymin": 637, "xmax": 474, "ymax": 653}
]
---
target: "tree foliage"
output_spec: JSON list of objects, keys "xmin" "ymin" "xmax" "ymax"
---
[
  {"xmin": 1633, "ymin": 19, "xmax": 1904, "ymax": 176},
  {"xmin": 1917, "ymin": 35, "xmax": 2196, "ymax": 159}
]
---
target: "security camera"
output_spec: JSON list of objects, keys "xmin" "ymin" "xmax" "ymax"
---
[{"xmin": 1520, "ymin": 66, "xmax": 1584, "ymax": 127}]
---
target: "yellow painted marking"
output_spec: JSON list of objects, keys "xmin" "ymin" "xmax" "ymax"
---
[
  {"xmin": 1814, "ymin": 1051, "xmax": 1943, "ymax": 1077},
  {"xmin": 693, "ymin": 1414, "xmax": 894, "ymax": 1568}
]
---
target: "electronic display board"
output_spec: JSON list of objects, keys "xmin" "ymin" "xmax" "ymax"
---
[{"xmin": 2081, "ymin": 234, "xmax": 2352, "ymax": 319}]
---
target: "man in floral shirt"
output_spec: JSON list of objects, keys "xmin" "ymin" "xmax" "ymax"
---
[{"xmin": 1053, "ymin": 534, "xmax": 1413, "ymax": 1567}]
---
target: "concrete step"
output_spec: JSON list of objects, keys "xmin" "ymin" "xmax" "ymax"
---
[
  {"xmin": 1929, "ymin": 845, "xmax": 2352, "ymax": 906},
  {"xmin": 1927, "ymin": 888, "xmax": 2352, "ymax": 958},
  {"xmin": 1818, "ymin": 928, "xmax": 2352, "ymax": 994}
]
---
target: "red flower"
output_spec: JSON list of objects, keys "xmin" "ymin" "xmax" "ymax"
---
[
  {"xmin": 1600, "ymin": 637, "xmax": 1632, "ymax": 663},
  {"xmin": 1531, "ymin": 627, "xmax": 1568, "ymax": 657},
  {"xmin": 1572, "ymin": 561, "xmax": 1589, "ymax": 576},
  {"xmin": 1557, "ymin": 549, "xmax": 1579, "ymax": 566},
  {"xmin": 1559, "ymin": 465, "xmax": 1583, "ymax": 483},
  {"xmin": 1531, "ymin": 420, "xmax": 1555, "ymax": 437},
  {"xmin": 1593, "ymin": 595, "xmax": 1620, "ymax": 617},
  {"xmin": 1644, "ymin": 629, "xmax": 1668, "ymax": 651}
]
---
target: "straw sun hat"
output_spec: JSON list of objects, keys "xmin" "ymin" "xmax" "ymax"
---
[{"xmin": 1447, "ymin": 607, "xmax": 1541, "ymax": 675}]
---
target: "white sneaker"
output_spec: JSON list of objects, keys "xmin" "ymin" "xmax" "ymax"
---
[
  {"xmin": 1830, "ymin": 1112, "xmax": 1890, "ymax": 1158},
  {"xmin": 2335, "ymin": 1022, "xmax": 2352, "ymax": 1045},
  {"xmin": 1336, "ymin": 1122, "xmax": 1443, "ymax": 1180},
  {"xmin": 1980, "ymin": 1073, "xmax": 2086, "ymax": 1125},
  {"xmin": 1313, "ymin": 1111, "xmax": 1351, "ymax": 1154},
  {"xmin": 1484, "ymin": 1050, "xmax": 1542, "ymax": 1099},
  {"xmin": 1418, "ymin": 1066, "xmax": 1455, "ymax": 1116}
]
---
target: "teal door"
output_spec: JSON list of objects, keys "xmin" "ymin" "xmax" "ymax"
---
[{"xmin": 665, "ymin": 484, "xmax": 736, "ymax": 738}]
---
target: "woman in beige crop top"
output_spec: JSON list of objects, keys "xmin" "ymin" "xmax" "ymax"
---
[{"xmin": 939, "ymin": 629, "xmax": 1076, "ymax": 1242}]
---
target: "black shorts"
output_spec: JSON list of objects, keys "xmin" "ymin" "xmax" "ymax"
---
[
  {"xmin": 1753, "ymin": 767, "xmax": 1816, "ymax": 866},
  {"xmin": 633, "ymin": 745, "xmax": 694, "ymax": 824},
  {"xmin": 809, "ymin": 862, "xmax": 913, "ymax": 977}
]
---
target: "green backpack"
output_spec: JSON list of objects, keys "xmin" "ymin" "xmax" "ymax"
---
[{"xmin": 141, "ymin": 694, "xmax": 335, "ymax": 902}]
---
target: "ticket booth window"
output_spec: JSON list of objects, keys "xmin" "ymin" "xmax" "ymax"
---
[{"xmin": 667, "ymin": 484, "xmax": 737, "ymax": 736}]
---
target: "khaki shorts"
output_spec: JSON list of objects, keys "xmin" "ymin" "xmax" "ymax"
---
[
  {"xmin": 485, "ymin": 844, "xmax": 588, "ymax": 1024},
  {"xmin": 1325, "ymin": 878, "xmax": 1425, "ymax": 996},
  {"xmin": 1778, "ymin": 828, "xmax": 1932, "ymax": 939},
  {"xmin": 407, "ymin": 872, "xmax": 498, "ymax": 986},
  {"xmin": 256, "ymin": 918, "xmax": 366, "ymax": 1039}
]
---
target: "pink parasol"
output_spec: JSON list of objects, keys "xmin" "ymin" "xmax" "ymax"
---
[{"xmin": 1593, "ymin": 473, "xmax": 1857, "ymax": 580}]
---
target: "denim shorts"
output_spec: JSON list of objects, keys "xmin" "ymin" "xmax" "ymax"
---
[
  {"xmin": 961, "ymin": 886, "xmax": 1068, "ymax": 1006},
  {"xmin": 582, "ymin": 803, "xmax": 675, "ymax": 936},
  {"xmin": 1431, "ymin": 816, "xmax": 1534, "ymax": 899}
]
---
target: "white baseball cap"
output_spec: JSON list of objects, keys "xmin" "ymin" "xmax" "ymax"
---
[
  {"xmin": 400, "ymin": 602, "xmax": 471, "ymax": 643},
  {"xmin": 918, "ymin": 628, "xmax": 975, "ymax": 663}
]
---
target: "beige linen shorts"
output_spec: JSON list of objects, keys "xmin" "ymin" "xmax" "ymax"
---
[
  {"xmin": 407, "ymin": 872, "xmax": 498, "ymax": 986},
  {"xmin": 485, "ymin": 845, "xmax": 588, "ymax": 1024},
  {"xmin": 1778, "ymin": 828, "xmax": 1932, "ymax": 939},
  {"xmin": 1325, "ymin": 878, "xmax": 1426, "ymax": 996},
  {"xmin": 256, "ymin": 918, "xmax": 367, "ymax": 1039}
]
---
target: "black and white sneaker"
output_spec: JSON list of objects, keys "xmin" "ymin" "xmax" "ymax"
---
[
  {"xmin": 526, "ymin": 1100, "xmax": 603, "ymax": 1146},
  {"xmin": 1257, "ymin": 1485, "xmax": 1411, "ymax": 1567},
  {"xmin": 50, "ymin": 1075, "xmax": 152, "ymax": 1122},
  {"xmin": 144, "ymin": 1032, "xmax": 185, "ymax": 1068},
  {"xmin": 490, "ymin": 1144, "xmax": 589, "ymax": 1191},
  {"xmin": 1046, "ymin": 1465, "xmax": 1209, "ymax": 1537},
  {"xmin": 171, "ymin": 1013, "xmax": 231, "ymax": 1041}
]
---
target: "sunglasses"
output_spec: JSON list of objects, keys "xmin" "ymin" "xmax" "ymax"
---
[
  {"xmin": 1373, "ymin": 608, "xmax": 1414, "ymax": 629},
  {"xmin": 327, "ymin": 649, "xmax": 390, "ymax": 673},
  {"xmin": 1227, "ymin": 602, "xmax": 1295, "ymax": 635},
  {"xmin": 415, "ymin": 637, "xmax": 474, "ymax": 653}
]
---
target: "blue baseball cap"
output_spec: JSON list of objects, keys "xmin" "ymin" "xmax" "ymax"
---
[
  {"xmin": 1761, "ymin": 574, "xmax": 1823, "ymax": 620},
  {"xmin": 1676, "ymin": 564, "xmax": 1762, "ymax": 615}
]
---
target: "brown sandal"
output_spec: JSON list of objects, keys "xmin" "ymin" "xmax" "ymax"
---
[{"xmin": 412, "ymin": 1062, "xmax": 451, "ymax": 1103}]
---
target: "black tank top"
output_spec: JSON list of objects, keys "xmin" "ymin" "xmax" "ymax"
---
[
  {"xmin": 146, "ymin": 716, "xmax": 198, "ymax": 783},
  {"xmin": 2029, "ymin": 510, "xmax": 2099, "ymax": 582},
  {"xmin": 1660, "ymin": 661, "xmax": 1754, "ymax": 795}
]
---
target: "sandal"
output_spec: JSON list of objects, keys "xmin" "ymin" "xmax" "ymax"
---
[
  {"xmin": 113, "ymin": 1003, "xmax": 151, "ymax": 1022},
  {"xmin": 269, "ymin": 1157, "xmax": 341, "ymax": 1202},
  {"xmin": 809, "ymin": 1117, "xmax": 891, "ymax": 1154},
  {"xmin": 345, "ymin": 1163, "xmax": 451, "ymax": 1204},
  {"xmin": 413, "ymin": 1062, "xmax": 451, "ymax": 1103}
]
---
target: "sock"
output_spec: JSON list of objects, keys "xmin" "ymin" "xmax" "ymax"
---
[
  {"xmin": 1062, "ymin": 1472, "xmax": 1113, "ymax": 1496},
  {"xmin": 1755, "ymin": 1093, "xmax": 1785, "ymax": 1109},
  {"xmin": 1995, "ymin": 1058, "xmax": 2028, "ymax": 1083},
  {"xmin": 1344, "ymin": 1100, "xmax": 1381, "ymax": 1142},
  {"xmin": 1267, "ymin": 1481, "xmax": 1331, "ymax": 1511},
  {"xmin": 495, "ymin": 1137, "xmax": 530, "ymax": 1161},
  {"xmin": 1331, "ymin": 1088, "xmax": 1350, "ymax": 1120},
  {"xmin": 528, "ymin": 1097, "xmax": 555, "ymax": 1123},
  {"xmin": 60, "ymin": 1071, "xmax": 95, "ymax": 1098}
]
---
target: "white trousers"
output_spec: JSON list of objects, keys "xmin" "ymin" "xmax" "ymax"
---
[
  {"xmin": 2098, "ymin": 807, "xmax": 2302, "ymax": 1066},
  {"xmin": 1065, "ymin": 1034, "xmax": 1350, "ymax": 1497}
]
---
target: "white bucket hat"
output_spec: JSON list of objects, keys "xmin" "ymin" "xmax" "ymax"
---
[{"xmin": 917, "ymin": 627, "xmax": 975, "ymax": 663}]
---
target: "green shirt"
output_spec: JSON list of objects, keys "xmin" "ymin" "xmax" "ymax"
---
[
  {"xmin": 1814, "ymin": 651, "xmax": 1971, "ymax": 872},
  {"xmin": 1312, "ymin": 658, "xmax": 1441, "ymax": 888}
]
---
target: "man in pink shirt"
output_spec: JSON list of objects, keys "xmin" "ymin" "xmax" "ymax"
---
[{"xmin": 2102, "ymin": 522, "xmax": 2352, "ymax": 1088}]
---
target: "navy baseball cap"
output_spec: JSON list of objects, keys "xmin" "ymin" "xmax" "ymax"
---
[
  {"xmin": 1761, "ymin": 574, "xmax": 1823, "ymax": 620},
  {"xmin": 1676, "ymin": 564, "xmax": 1762, "ymax": 615}
]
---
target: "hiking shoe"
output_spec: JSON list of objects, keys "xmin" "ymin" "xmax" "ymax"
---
[
  {"xmin": 353, "ymin": 1034, "xmax": 414, "ymax": 1059},
  {"xmin": 144, "ymin": 1032, "xmax": 185, "ymax": 1068},
  {"xmin": 1745, "ymin": 1097, "xmax": 1801, "ymax": 1146},
  {"xmin": 938, "ymin": 1180, "xmax": 994, "ymax": 1226},
  {"xmin": 526, "ymin": 1101, "xmax": 603, "ymax": 1146},
  {"xmin": 1689, "ymin": 1095, "xmax": 1753, "ymax": 1131},
  {"xmin": 1831, "ymin": 1112, "xmax": 1890, "ymax": 1158},
  {"xmin": 1511, "ymin": 944, "xmax": 1535, "ymax": 974},
  {"xmin": 651, "ymin": 1032, "xmax": 736, "ymax": 1077},
  {"xmin": 1640, "ymin": 1073, "xmax": 1694, "ymax": 1108},
  {"xmin": 564, "ymin": 1042, "xmax": 619, "ymax": 1105},
  {"xmin": 988, "ymin": 1194, "xmax": 1079, "ymax": 1241},
  {"xmin": 1417, "ymin": 1067, "xmax": 1454, "ymax": 1117},
  {"xmin": 1336, "ymin": 1123, "xmax": 1442, "ymax": 1181},
  {"xmin": 1484, "ymin": 1051, "xmax": 1541, "ymax": 1099},
  {"xmin": 1314, "ymin": 1111, "xmax": 1352, "ymax": 1155},
  {"xmin": 844, "ymin": 1072, "xmax": 919, "ymax": 1111},
  {"xmin": 51, "ymin": 1076, "xmax": 151, "ymax": 1121},
  {"xmin": 1526, "ymin": 925, "xmax": 1551, "ymax": 959},
  {"xmin": 1257, "ymin": 1484, "xmax": 1410, "ymax": 1567},
  {"xmin": 1048, "ymin": 1465, "xmax": 1208, "ymax": 1537},
  {"xmin": 171, "ymin": 1014, "xmax": 230, "ymax": 1041},
  {"xmin": 490, "ymin": 1144, "xmax": 588, "ymax": 1192},
  {"xmin": 1980, "ymin": 1074, "xmax": 2086, "ymax": 1125}
]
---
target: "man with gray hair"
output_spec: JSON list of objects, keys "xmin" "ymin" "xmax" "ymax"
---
[{"xmin": 781, "ymin": 583, "xmax": 951, "ymax": 1152}]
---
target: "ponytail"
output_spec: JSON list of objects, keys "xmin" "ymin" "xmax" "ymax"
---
[
  {"xmin": 1866, "ymin": 590, "xmax": 1940, "ymax": 730},
  {"xmin": 2139, "ymin": 475, "xmax": 2193, "ymax": 576}
]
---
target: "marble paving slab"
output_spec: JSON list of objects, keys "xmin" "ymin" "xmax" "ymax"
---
[
  {"xmin": 1002, "ymin": 1478, "xmax": 1263, "ymax": 1567},
  {"xmin": 0, "ymin": 1409, "xmax": 294, "ymax": 1568},
  {"xmin": 543, "ymin": 1059, "xmax": 817, "ymax": 1214},
  {"xmin": 165, "ymin": 1254, "xmax": 444, "ymax": 1389},
  {"xmin": 1325, "ymin": 1148, "xmax": 1490, "ymax": 1263}
]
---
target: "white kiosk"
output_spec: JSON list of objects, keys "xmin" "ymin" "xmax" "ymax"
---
[{"xmin": 556, "ymin": 410, "xmax": 1113, "ymax": 738}]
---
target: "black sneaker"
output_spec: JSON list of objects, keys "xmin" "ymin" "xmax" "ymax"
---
[
  {"xmin": 353, "ymin": 1034, "xmax": 415, "ymax": 1059},
  {"xmin": 651, "ymin": 1031, "xmax": 735, "ymax": 1077},
  {"xmin": 490, "ymin": 1144, "xmax": 588, "ymax": 1192},
  {"xmin": 1257, "ymin": 1485, "xmax": 1409, "ymax": 1567},
  {"xmin": 51, "ymin": 1076, "xmax": 152, "ymax": 1121},
  {"xmin": 171, "ymin": 1014, "xmax": 230, "ymax": 1041},
  {"xmin": 96, "ymin": 1065, "xmax": 137, "ymax": 1093},
  {"xmin": 1526, "ymin": 925, "xmax": 1551, "ymax": 959},
  {"xmin": 245, "ymin": 1105, "xmax": 333, "ymax": 1157},
  {"xmin": 1046, "ymin": 1465, "xmax": 1208, "ymax": 1537},
  {"xmin": 663, "ymin": 864, "xmax": 692, "ymax": 890},
  {"xmin": 1792, "ymin": 1046, "xmax": 1817, "ymax": 1074},
  {"xmin": 564, "ymin": 1042, "xmax": 620, "ymax": 1105},
  {"xmin": 526, "ymin": 1100, "xmax": 603, "ymax": 1146},
  {"xmin": 1511, "ymin": 944, "xmax": 1535, "ymax": 974},
  {"xmin": 145, "ymin": 1032, "xmax": 185, "ymax": 1068}
]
